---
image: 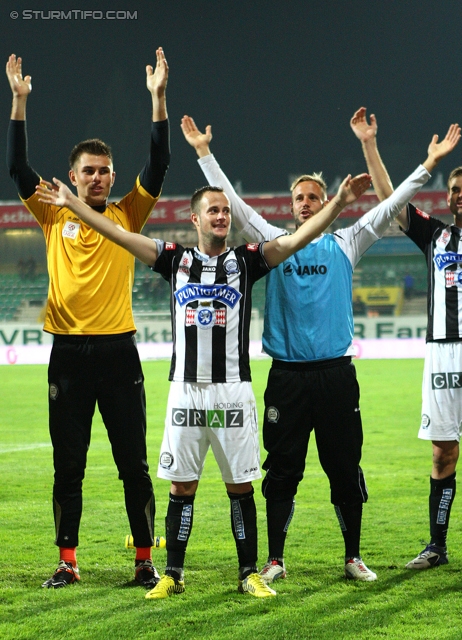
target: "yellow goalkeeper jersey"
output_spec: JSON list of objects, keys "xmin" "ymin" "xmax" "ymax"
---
[{"xmin": 23, "ymin": 178, "xmax": 158, "ymax": 335}]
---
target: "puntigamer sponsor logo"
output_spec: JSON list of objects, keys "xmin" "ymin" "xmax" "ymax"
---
[
  {"xmin": 431, "ymin": 372, "xmax": 462, "ymax": 389},
  {"xmin": 172, "ymin": 408, "xmax": 244, "ymax": 428},
  {"xmin": 174, "ymin": 283, "xmax": 242, "ymax": 308},
  {"xmin": 434, "ymin": 252, "xmax": 462, "ymax": 271}
]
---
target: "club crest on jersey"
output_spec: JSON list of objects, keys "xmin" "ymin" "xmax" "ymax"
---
[
  {"xmin": 62, "ymin": 220, "xmax": 80, "ymax": 240},
  {"xmin": 224, "ymin": 259, "xmax": 239, "ymax": 275},
  {"xmin": 186, "ymin": 304, "xmax": 226, "ymax": 330},
  {"xmin": 434, "ymin": 252, "xmax": 462, "ymax": 271},
  {"xmin": 175, "ymin": 283, "xmax": 242, "ymax": 308}
]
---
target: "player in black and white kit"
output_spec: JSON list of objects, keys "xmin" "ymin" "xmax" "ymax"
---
[
  {"xmin": 182, "ymin": 113, "xmax": 460, "ymax": 586},
  {"xmin": 351, "ymin": 107, "xmax": 461, "ymax": 570},
  {"xmin": 36, "ymin": 170, "xmax": 371, "ymax": 598}
]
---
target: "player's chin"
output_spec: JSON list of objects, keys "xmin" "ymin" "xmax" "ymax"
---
[{"xmin": 86, "ymin": 193, "xmax": 108, "ymax": 207}]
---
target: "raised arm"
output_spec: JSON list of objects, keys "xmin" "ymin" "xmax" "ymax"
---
[
  {"xmin": 351, "ymin": 108, "xmax": 461, "ymax": 230},
  {"xmin": 6, "ymin": 54, "xmax": 40, "ymax": 198},
  {"xmin": 146, "ymin": 47, "xmax": 168, "ymax": 122},
  {"xmin": 181, "ymin": 115, "xmax": 283, "ymax": 241},
  {"xmin": 181, "ymin": 114, "xmax": 211, "ymax": 158},
  {"xmin": 264, "ymin": 173, "xmax": 371, "ymax": 267},
  {"xmin": 139, "ymin": 47, "xmax": 170, "ymax": 197},
  {"xmin": 423, "ymin": 124, "xmax": 461, "ymax": 173},
  {"xmin": 36, "ymin": 179, "xmax": 159, "ymax": 266},
  {"xmin": 350, "ymin": 107, "xmax": 394, "ymax": 201},
  {"xmin": 6, "ymin": 54, "xmax": 31, "ymax": 120}
]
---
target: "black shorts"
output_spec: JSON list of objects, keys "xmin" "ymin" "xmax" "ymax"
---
[{"xmin": 262, "ymin": 357, "xmax": 367, "ymax": 505}]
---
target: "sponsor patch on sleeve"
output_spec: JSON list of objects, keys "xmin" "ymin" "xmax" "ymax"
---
[
  {"xmin": 164, "ymin": 242, "xmax": 177, "ymax": 250},
  {"xmin": 246, "ymin": 243, "xmax": 260, "ymax": 252},
  {"xmin": 415, "ymin": 207, "xmax": 430, "ymax": 220}
]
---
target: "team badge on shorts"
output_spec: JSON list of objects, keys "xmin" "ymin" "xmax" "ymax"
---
[
  {"xmin": 49, "ymin": 383, "xmax": 59, "ymax": 400},
  {"xmin": 160, "ymin": 452, "xmax": 174, "ymax": 469},
  {"xmin": 266, "ymin": 406, "xmax": 280, "ymax": 423},
  {"xmin": 421, "ymin": 414, "xmax": 431, "ymax": 429}
]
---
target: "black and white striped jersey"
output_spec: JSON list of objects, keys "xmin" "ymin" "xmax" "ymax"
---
[
  {"xmin": 153, "ymin": 242, "xmax": 271, "ymax": 382},
  {"xmin": 405, "ymin": 203, "xmax": 462, "ymax": 342}
]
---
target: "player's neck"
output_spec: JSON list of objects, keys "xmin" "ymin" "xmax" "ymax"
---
[{"xmin": 197, "ymin": 239, "xmax": 227, "ymax": 258}]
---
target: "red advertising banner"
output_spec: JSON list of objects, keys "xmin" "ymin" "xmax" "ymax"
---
[{"xmin": 0, "ymin": 191, "xmax": 451, "ymax": 229}]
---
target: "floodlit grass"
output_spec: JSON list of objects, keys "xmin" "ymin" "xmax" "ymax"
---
[{"xmin": 1, "ymin": 358, "xmax": 462, "ymax": 639}]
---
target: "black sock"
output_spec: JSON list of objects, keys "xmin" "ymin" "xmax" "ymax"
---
[
  {"xmin": 266, "ymin": 498, "xmax": 294, "ymax": 560},
  {"xmin": 334, "ymin": 503, "xmax": 362, "ymax": 560},
  {"xmin": 429, "ymin": 473, "xmax": 456, "ymax": 549},
  {"xmin": 228, "ymin": 488, "xmax": 258, "ymax": 578},
  {"xmin": 165, "ymin": 492, "xmax": 195, "ymax": 575}
]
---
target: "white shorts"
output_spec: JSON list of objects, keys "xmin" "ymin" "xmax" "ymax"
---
[
  {"xmin": 157, "ymin": 380, "xmax": 261, "ymax": 484},
  {"xmin": 419, "ymin": 342, "xmax": 462, "ymax": 442}
]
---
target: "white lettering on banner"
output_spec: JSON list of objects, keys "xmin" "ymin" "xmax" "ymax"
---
[
  {"xmin": 0, "ymin": 316, "xmax": 429, "ymax": 364},
  {"xmin": 0, "ymin": 191, "xmax": 454, "ymax": 228},
  {"xmin": 0, "ymin": 338, "xmax": 426, "ymax": 365},
  {"xmin": 353, "ymin": 317, "xmax": 427, "ymax": 340}
]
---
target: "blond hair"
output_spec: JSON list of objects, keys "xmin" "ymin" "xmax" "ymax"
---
[{"xmin": 290, "ymin": 173, "xmax": 327, "ymax": 201}]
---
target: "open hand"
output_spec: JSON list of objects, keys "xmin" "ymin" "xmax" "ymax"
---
[
  {"xmin": 6, "ymin": 54, "xmax": 31, "ymax": 97},
  {"xmin": 146, "ymin": 47, "xmax": 169, "ymax": 96},
  {"xmin": 428, "ymin": 123, "xmax": 461, "ymax": 163},
  {"xmin": 336, "ymin": 173, "xmax": 372, "ymax": 206},
  {"xmin": 350, "ymin": 107, "xmax": 377, "ymax": 143},
  {"xmin": 36, "ymin": 179, "xmax": 73, "ymax": 207},
  {"xmin": 181, "ymin": 115, "xmax": 212, "ymax": 148}
]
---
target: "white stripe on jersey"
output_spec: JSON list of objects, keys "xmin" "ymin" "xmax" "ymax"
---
[{"xmin": 154, "ymin": 244, "xmax": 269, "ymax": 383}]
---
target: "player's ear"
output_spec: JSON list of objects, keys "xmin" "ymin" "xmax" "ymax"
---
[{"xmin": 69, "ymin": 169, "xmax": 77, "ymax": 186}]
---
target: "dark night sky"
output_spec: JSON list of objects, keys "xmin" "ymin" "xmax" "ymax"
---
[{"xmin": 0, "ymin": 0, "xmax": 461, "ymax": 200}]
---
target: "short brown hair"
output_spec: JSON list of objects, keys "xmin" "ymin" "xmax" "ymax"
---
[
  {"xmin": 190, "ymin": 186, "xmax": 225, "ymax": 215},
  {"xmin": 447, "ymin": 167, "xmax": 462, "ymax": 191},
  {"xmin": 290, "ymin": 173, "xmax": 327, "ymax": 201},
  {"xmin": 69, "ymin": 139, "xmax": 113, "ymax": 169}
]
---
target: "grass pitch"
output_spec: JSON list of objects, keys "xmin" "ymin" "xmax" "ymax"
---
[{"xmin": 1, "ymin": 358, "xmax": 462, "ymax": 640}]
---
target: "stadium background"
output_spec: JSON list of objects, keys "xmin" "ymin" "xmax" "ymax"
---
[{"xmin": 0, "ymin": 0, "xmax": 460, "ymax": 355}]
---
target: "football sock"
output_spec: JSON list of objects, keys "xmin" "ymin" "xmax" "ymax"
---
[
  {"xmin": 334, "ymin": 503, "xmax": 362, "ymax": 560},
  {"xmin": 429, "ymin": 473, "xmax": 456, "ymax": 549},
  {"xmin": 165, "ymin": 492, "xmax": 195, "ymax": 571},
  {"xmin": 59, "ymin": 547, "xmax": 77, "ymax": 567},
  {"xmin": 227, "ymin": 488, "xmax": 258, "ymax": 577},
  {"xmin": 135, "ymin": 547, "xmax": 152, "ymax": 563},
  {"xmin": 265, "ymin": 497, "xmax": 294, "ymax": 560}
]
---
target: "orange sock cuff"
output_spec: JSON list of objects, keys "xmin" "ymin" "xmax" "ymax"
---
[
  {"xmin": 135, "ymin": 547, "xmax": 152, "ymax": 562},
  {"xmin": 59, "ymin": 547, "xmax": 77, "ymax": 566}
]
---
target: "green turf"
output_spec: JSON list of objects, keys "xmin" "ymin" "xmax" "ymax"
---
[{"xmin": 1, "ymin": 358, "xmax": 461, "ymax": 640}]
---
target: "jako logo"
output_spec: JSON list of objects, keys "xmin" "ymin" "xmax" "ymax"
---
[{"xmin": 284, "ymin": 264, "xmax": 327, "ymax": 276}]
